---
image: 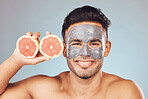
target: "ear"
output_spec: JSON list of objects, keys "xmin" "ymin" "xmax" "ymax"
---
[
  {"xmin": 104, "ymin": 41, "xmax": 111, "ymax": 57},
  {"xmin": 63, "ymin": 42, "xmax": 67, "ymax": 58}
]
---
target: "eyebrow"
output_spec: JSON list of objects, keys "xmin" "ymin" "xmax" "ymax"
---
[
  {"xmin": 70, "ymin": 39, "xmax": 82, "ymax": 43},
  {"xmin": 89, "ymin": 39, "xmax": 101, "ymax": 42}
]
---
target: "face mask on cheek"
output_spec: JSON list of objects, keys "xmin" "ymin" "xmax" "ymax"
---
[{"xmin": 65, "ymin": 24, "xmax": 106, "ymax": 60}]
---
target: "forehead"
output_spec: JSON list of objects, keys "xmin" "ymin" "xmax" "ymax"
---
[{"xmin": 65, "ymin": 22, "xmax": 106, "ymax": 41}]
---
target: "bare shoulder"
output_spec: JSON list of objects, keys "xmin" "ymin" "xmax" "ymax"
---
[
  {"xmin": 0, "ymin": 75, "xmax": 52, "ymax": 98},
  {"xmin": 1, "ymin": 72, "xmax": 67, "ymax": 99},
  {"xmin": 103, "ymin": 72, "xmax": 145, "ymax": 99},
  {"xmin": 24, "ymin": 74, "xmax": 62, "ymax": 86}
]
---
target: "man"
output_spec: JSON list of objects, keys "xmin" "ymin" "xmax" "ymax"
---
[{"xmin": 0, "ymin": 5, "xmax": 144, "ymax": 99}]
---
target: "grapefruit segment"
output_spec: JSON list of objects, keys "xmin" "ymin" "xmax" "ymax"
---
[
  {"xmin": 16, "ymin": 35, "xmax": 39, "ymax": 58},
  {"xmin": 40, "ymin": 35, "xmax": 63, "ymax": 59}
]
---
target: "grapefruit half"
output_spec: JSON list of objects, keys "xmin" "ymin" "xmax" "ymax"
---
[
  {"xmin": 16, "ymin": 35, "xmax": 39, "ymax": 58},
  {"xmin": 40, "ymin": 35, "xmax": 63, "ymax": 59}
]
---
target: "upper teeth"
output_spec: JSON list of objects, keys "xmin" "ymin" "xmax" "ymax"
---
[{"xmin": 78, "ymin": 61, "xmax": 91, "ymax": 64}]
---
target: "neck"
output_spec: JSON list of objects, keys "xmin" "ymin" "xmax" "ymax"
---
[{"xmin": 66, "ymin": 69, "xmax": 103, "ymax": 97}]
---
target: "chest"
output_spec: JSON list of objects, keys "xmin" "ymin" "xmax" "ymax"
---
[{"xmin": 31, "ymin": 89, "xmax": 118, "ymax": 99}]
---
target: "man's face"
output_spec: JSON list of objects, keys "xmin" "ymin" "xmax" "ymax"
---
[{"xmin": 64, "ymin": 22, "xmax": 107, "ymax": 79}]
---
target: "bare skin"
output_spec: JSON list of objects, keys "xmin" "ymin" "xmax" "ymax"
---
[{"xmin": 0, "ymin": 22, "xmax": 145, "ymax": 99}]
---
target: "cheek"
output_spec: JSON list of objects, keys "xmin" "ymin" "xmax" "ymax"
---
[
  {"xmin": 67, "ymin": 46, "xmax": 81, "ymax": 59},
  {"xmin": 90, "ymin": 47, "xmax": 104, "ymax": 59}
]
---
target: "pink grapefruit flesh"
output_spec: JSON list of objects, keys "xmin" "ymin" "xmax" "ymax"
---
[
  {"xmin": 40, "ymin": 35, "xmax": 63, "ymax": 59},
  {"xmin": 16, "ymin": 35, "xmax": 39, "ymax": 58}
]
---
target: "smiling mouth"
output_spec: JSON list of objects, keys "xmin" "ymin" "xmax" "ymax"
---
[{"xmin": 75, "ymin": 60, "xmax": 94, "ymax": 68}]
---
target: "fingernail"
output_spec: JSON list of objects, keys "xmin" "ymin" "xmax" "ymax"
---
[
  {"xmin": 34, "ymin": 34, "xmax": 38, "ymax": 37},
  {"xmin": 46, "ymin": 58, "xmax": 50, "ymax": 61},
  {"xmin": 46, "ymin": 31, "xmax": 51, "ymax": 35},
  {"xmin": 26, "ymin": 32, "xmax": 30, "ymax": 35}
]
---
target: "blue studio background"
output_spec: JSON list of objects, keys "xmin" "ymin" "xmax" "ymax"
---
[{"xmin": 0, "ymin": 0, "xmax": 147, "ymax": 98}]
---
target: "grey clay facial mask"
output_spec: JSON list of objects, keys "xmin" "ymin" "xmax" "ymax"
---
[{"xmin": 65, "ymin": 24, "xmax": 106, "ymax": 59}]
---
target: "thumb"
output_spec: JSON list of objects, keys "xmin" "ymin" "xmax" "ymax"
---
[
  {"xmin": 34, "ymin": 56, "xmax": 50, "ymax": 64},
  {"xmin": 27, "ymin": 56, "xmax": 50, "ymax": 65}
]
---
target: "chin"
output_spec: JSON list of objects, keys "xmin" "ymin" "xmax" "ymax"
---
[
  {"xmin": 73, "ymin": 67, "xmax": 101, "ymax": 80},
  {"xmin": 77, "ymin": 75, "xmax": 93, "ymax": 79},
  {"xmin": 67, "ymin": 57, "xmax": 103, "ymax": 79}
]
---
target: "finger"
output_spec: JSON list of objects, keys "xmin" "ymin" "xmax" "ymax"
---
[
  {"xmin": 32, "ymin": 56, "xmax": 50, "ymax": 65},
  {"xmin": 46, "ymin": 31, "xmax": 51, "ymax": 36},
  {"xmin": 26, "ymin": 32, "xmax": 33, "ymax": 36},
  {"xmin": 38, "ymin": 56, "xmax": 50, "ymax": 61},
  {"xmin": 45, "ymin": 57, "xmax": 50, "ymax": 61},
  {"xmin": 32, "ymin": 32, "xmax": 41, "ymax": 40}
]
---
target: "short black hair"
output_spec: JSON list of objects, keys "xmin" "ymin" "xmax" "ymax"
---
[{"xmin": 62, "ymin": 5, "xmax": 111, "ymax": 41}]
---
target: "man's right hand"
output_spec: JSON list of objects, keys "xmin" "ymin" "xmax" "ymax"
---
[
  {"xmin": 12, "ymin": 32, "xmax": 50, "ymax": 67},
  {"xmin": 0, "ymin": 32, "xmax": 51, "ymax": 96}
]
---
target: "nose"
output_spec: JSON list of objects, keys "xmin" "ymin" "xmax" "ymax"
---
[{"xmin": 79, "ymin": 44, "xmax": 91, "ymax": 56}]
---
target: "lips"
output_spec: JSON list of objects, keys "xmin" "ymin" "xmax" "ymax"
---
[{"xmin": 75, "ymin": 60, "xmax": 94, "ymax": 68}]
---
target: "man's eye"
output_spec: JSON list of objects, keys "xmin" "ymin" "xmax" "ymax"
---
[
  {"xmin": 70, "ymin": 42, "xmax": 82, "ymax": 48},
  {"xmin": 89, "ymin": 42, "xmax": 101, "ymax": 48},
  {"xmin": 72, "ymin": 43, "xmax": 81, "ymax": 45},
  {"xmin": 90, "ymin": 43, "xmax": 99, "ymax": 45}
]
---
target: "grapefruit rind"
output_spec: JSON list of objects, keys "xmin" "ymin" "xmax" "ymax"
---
[
  {"xmin": 39, "ymin": 35, "xmax": 64, "ymax": 59},
  {"xmin": 16, "ymin": 35, "xmax": 39, "ymax": 58}
]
